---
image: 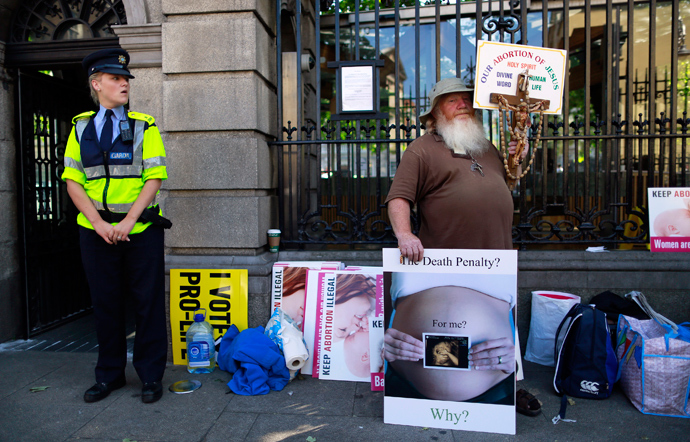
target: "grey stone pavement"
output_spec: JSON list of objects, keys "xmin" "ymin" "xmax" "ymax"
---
[{"xmin": 1, "ymin": 321, "xmax": 689, "ymax": 441}]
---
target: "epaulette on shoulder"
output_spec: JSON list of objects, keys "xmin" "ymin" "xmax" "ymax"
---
[
  {"xmin": 72, "ymin": 111, "xmax": 96, "ymax": 124},
  {"xmin": 127, "ymin": 111, "xmax": 156, "ymax": 125}
]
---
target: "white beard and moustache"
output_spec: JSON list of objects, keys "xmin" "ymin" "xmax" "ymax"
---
[{"xmin": 434, "ymin": 112, "xmax": 490, "ymax": 156}]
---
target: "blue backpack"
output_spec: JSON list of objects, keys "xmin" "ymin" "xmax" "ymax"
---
[{"xmin": 552, "ymin": 304, "xmax": 618, "ymax": 422}]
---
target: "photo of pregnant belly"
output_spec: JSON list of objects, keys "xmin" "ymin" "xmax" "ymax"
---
[{"xmin": 384, "ymin": 272, "xmax": 516, "ymax": 404}]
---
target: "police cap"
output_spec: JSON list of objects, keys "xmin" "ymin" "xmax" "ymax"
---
[{"xmin": 82, "ymin": 48, "xmax": 135, "ymax": 79}]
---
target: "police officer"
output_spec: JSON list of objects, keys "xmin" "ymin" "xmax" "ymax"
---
[{"xmin": 62, "ymin": 48, "xmax": 170, "ymax": 404}]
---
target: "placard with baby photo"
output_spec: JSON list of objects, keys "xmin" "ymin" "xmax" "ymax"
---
[
  {"xmin": 423, "ymin": 334, "xmax": 471, "ymax": 371},
  {"xmin": 382, "ymin": 248, "xmax": 517, "ymax": 435},
  {"xmin": 271, "ymin": 262, "xmax": 343, "ymax": 331},
  {"xmin": 302, "ymin": 268, "xmax": 332, "ymax": 376},
  {"xmin": 648, "ymin": 187, "xmax": 690, "ymax": 252},
  {"xmin": 310, "ymin": 269, "xmax": 384, "ymax": 386}
]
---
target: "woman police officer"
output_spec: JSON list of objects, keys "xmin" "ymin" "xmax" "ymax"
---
[{"xmin": 62, "ymin": 48, "xmax": 170, "ymax": 404}]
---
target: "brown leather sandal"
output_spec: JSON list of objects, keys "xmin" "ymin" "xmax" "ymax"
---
[{"xmin": 516, "ymin": 389, "xmax": 542, "ymax": 416}]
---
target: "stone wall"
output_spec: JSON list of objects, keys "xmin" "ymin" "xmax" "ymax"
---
[
  {"xmin": 158, "ymin": 1, "xmax": 277, "ymax": 256},
  {"xmin": 115, "ymin": 1, "xmax": 281, "ymax": 339},
  {"xmin": 0, "ymin": 41, "xmax": 21, "ymax": 341}
]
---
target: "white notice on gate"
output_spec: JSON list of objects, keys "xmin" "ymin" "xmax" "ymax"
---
[{"xmin": 341, "ymin": 66, "xmax": 374, "ymax": 112}]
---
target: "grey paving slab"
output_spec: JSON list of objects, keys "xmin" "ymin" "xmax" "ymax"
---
[
  {"xmin": 241, "ymin": 414, "xmax": 455, "ymax": 442},
  {"xmin": 354, "ymin": 381, "xmax": 384, "ymax": 418},
  {"xmin": 203, "ymin": 411, "xmax": 260, "ymax": 442},
  {"xmin": 0, "ymin": 351, "xmax": 93, "ymax": 399},
  {"xmin": 72, "ymin": 364, "xmax": 232, "ymax": 441},
  {"xmin": 3, "ymin": 355, "xmax": 111, "ymax": 406},
  {"xmin": 450, "ymin": 429, "xmax": 515, "ymax": 441},
  {"xmin": 64, "ymin": 440, "xmax": 131, "ymax": 442},
  {"xmin": 0, "ymin": 401, "xmax": 102, "ymax": 442},
  {"xmin": 224, "ymin": 376, "xmax": 358, "ymax": 416},
  {"xmin": 72, "ymin": 401, "xmax": 220, "ymax": 442},
  {"xmin": 1, "ymin": 351, "xmax": 689, "ymax": 442},
  {"xmin": 516, "ymin": 362, "xmax": 690, "ymax": 440}
]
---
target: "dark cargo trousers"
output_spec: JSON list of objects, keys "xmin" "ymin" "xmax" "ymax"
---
[{"xmin": 79, "ymin": 225, "xmax": 167, "ymax": 385}]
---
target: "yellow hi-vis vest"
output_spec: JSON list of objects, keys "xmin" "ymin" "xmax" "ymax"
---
[{"xmin": 61, "ymin": 110, "xmax": 167, "ymax": 234}]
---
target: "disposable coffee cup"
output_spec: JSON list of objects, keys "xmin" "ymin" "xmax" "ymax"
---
[{"xmin": 267, "ymin": 229, "xmax": 281, "ymax": 252}]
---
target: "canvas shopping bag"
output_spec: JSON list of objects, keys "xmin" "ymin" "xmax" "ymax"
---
[
  {"xmin": 525, "ymin": 291, "xmax": 580, "ymax": 366},
  {"xmin": 616, "ymin": 314, "xmax": 690, "ymax": 417}
]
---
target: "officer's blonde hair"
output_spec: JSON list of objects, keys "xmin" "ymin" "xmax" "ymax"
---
[{"xmin": 88, "ymin": 72, "xmax": 102, "ymax": 105}]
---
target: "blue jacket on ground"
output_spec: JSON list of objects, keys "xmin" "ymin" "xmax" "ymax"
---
[{"xmin": 217, "ymin": 325, "xmax": 290, "ymax": 395}]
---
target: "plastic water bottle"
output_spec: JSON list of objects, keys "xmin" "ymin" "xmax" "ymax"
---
[{"xmin": 186, "ymin": 309, "xmax": 216, "ymax": 373}]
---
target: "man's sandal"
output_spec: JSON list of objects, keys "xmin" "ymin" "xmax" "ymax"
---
[{"xmin": 516, "ymin": 389, "xmax": 541, "ymax": 417}]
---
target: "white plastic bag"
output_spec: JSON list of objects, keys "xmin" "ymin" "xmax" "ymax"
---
[{"xmin": 525, "ymin": 291, "xmax": 580, "ymax": 366}]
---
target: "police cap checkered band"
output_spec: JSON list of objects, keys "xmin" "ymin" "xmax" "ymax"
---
[{"xmin": 82, "ymin": 48, "xmax": 134, "ymax": 79}]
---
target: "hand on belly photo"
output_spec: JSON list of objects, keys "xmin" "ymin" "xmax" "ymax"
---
[{"xmin": 384, "ymin": 273, "xmax": 516, "ymax": 404}]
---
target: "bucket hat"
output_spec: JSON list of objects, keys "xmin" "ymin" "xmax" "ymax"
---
[{"xmin": 419, "ymin": 77, "xmax": 473, "ymax": 125}]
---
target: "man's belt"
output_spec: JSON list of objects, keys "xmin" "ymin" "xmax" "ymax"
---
[{"xmin": 98, "ymin": 205, "xmax": 172, "ymax": 229}]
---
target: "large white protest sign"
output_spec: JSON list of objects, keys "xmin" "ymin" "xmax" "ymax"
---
[{"xmin": 383, "ymin": 248, "xmax": 518, "ymax": 435}]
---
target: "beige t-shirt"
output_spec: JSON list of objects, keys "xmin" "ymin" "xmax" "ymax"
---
[{"xmin": 385, "ymin": 133, "xmax": 514, "ymax": 250}]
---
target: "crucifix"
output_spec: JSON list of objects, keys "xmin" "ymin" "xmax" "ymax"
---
[{"xmin": 490, "ymin": 69, "xmax": 550, "ymax": 191}]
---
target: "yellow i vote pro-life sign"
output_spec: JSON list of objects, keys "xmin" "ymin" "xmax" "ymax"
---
[{"xmin": 170, "ymin": 269, "xmax": 248, "ymax": 366}]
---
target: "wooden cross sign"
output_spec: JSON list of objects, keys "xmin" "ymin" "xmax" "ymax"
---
[{"xmin": 490, "ymin": 70, "xmax": 550, "ymax": 191}]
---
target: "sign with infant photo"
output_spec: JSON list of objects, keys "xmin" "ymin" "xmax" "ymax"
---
[
  {"xmin": 648, "ymin": 187, "xmax": 690, "ymax": 252},
  {"xmin": 308, "ymin": 269, "xmax": 385, "ymax": 388},
  {"xmin": 382, "ymin": 248, "xmax": 518, "ymax": 435}
]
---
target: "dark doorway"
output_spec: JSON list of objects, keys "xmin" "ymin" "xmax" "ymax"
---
[
  {"xmin": 17, "ymin": 68, "xmax": 94, "ymax": 337},
  {"xmin": 6, "ymin": 0, "xmax": 128, "ymax": 337}
]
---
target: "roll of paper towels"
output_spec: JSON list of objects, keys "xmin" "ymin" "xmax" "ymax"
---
[{"xmin": 281, "ymin": 326, "xmax": 309, "ymax": 371}]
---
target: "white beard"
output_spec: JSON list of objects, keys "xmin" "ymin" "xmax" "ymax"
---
[{"xmin": 435, "ymin": 113, "xmax": 490, "ymax": 156}]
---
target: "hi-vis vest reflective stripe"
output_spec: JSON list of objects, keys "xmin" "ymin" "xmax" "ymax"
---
[{"xmin": 89, "ymin": 194, "xmax": 161, "ymax": 213}]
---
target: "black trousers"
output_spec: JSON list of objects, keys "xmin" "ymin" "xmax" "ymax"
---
[{"xmin": 79, "ymin": 225, "xmax": 167, "ymax": 384}]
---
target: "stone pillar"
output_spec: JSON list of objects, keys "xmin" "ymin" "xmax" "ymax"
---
[
  {"xmin": 0, "ymin": 41, "xmax": 21, "ymax": 341},
  {"xmin": 134, "ymin": 1, "xmax": 278, "ymax": 328},
  {"xmin": 160, "ymin": 1, "xmax": 277, "ymax": 256}
]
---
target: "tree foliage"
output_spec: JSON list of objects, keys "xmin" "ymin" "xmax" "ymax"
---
[{"xmin": 322, "ymin": 0, "xmax": 436, "ymax": 14}]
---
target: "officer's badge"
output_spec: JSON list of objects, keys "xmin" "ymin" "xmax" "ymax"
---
[{"xmin": 118, "ymin": 55, "xmax": 126, "ymax": 65}]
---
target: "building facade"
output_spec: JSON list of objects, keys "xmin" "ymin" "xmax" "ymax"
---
[{"xmin": 1, "ymin": 1, "xmax": 689, "ymax": 346}]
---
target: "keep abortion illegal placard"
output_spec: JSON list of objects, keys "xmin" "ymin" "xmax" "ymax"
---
[
  {"xmin": 648, "ymin": 187, "xmax": 690, "ymax": 252},
  {"xmin": 473, "ymin": 41, "xmax": 567, "ymax": 115}
]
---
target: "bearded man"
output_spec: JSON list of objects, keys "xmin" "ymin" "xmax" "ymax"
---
[
  {"xmin": 386, "ymin": 77, "xmax": 519, "ymax": 261},
  {"xmin": 383, "ymin": 78, "xmax": 541, "ymax": 416}
]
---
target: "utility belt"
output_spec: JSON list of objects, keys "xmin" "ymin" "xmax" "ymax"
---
[{"xmin": 98, "ymin": 205, "xmax": 172, "ymax": 229}]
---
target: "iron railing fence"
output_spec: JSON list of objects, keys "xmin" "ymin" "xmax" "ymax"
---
[{"xmin": 273, "ymin": 0, "xmax": 690, "ymax": 249}]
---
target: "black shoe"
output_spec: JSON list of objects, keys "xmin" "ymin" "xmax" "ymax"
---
[
  {"xmin": 83, "ymin": 376, "xmax": 126, "ymax": 403},
  {"xmin": 141, "ymin": 381, "xmax": 163, "ymax": 404}
]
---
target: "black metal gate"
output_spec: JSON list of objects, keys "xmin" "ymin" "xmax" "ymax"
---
[
  {"xmin": 273, "ymin": 0, "xmax": 689, "ymax": 249},
  {"xmin": 17, "ymin": 71, "xmax": 91, "ymax": 337},
  {"xmin": 7, "ymin": 0, "xmax": 128, "ymax": 337}
]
